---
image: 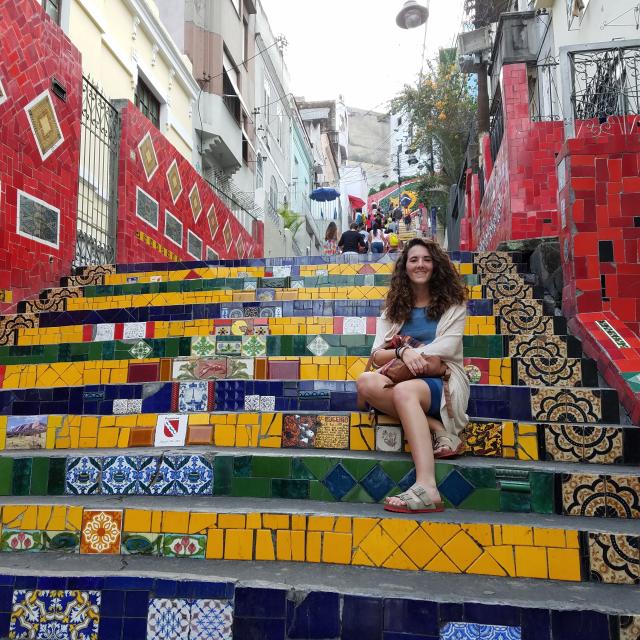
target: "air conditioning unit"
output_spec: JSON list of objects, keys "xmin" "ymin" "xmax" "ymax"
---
[{"xmin": 457, "ymin": 26, "xmax": 492, "ymax": 57}]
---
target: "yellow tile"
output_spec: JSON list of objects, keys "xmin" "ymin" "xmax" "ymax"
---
[
  {"xmin": 565, "ymin": 530, "xmax": 580, "ymax": 548},
  {"xmin": 306, "ymin": 532, "xmax": 322, "ymax": 564},
  {"xmin": 334, "ymin": 517, "xmax": 352, "ymax": 533},
  {"xmin": 35, "ymin": 506, "xmax": 52, "ymax": 530},
  {"xmin": 500, "ymin": 524, "xmax": 533, "ymax": 546},
  {"xmin": 400, "ymin": 526, "xmax": 440, "ymax": 569},
  {"xmin": 218, "ymin": 514, "xmax": 246, "ymax": 529},
  {"xmin": 486, "ymin": 545, "xmax": 515, "ymax": 576},
  {"xmin": 276, "ymin": 530, "xmax": 292, "ymax": 561},
  {"xmin": 424, "ymin": 552, "xmax": 460, "ymax": 573},
  {"xmin": 466, "ymin": 551, "xmax": 507, "ymax": 576},
  {"xmin": 533, "ymin": 527, "xmax": 566, "ymax": 548},
  {"xmin": 380, "ymin": 519, "xmax": 417, "ymax": 545},
  {"xmin": 383, "ymin": 547, "xmax": 417, "ymax": 570},
  {"xmin": 422, "ymin": 522, "xmax": 461, "ymax": 547},
  {"xmin": 502, "ymin": 422, "xmax": 515, "ymax": 447},
  {"xmin": 547, "ymin": 548, "xmax": 581, "ymax": 581},
  {"xmin": 322, "ymin": 532, "xmax": 352, "ymax": 564},
  {"xmin": 255, "ymin": 529, "xmax": 275, "ymax": 560},
  {"xmin": 291, "ymin": 515, "xmax": 306, "ymax": 530},
  {"xmin": 206, "ymin": 529, "xmax": 224, "ymax": 559},
  {"xmin": 307, "ymin": 516, "xmax": 335, "ymax": 531},
  {"xmin": 162, "ymin": 511, "xmax": 189, "ymax": 534},
  {"xmin": 188, "ymin": 513, "xmax": 217, "ymax": 533},
  {"xmin": 514, "ymin": 546, "xmax": 548, "ymax": 579},
  {"xmin": 461, "ymin": 524, "xmax": 493, "ymax": 547},
  {"xmin": 67, "ymin": 507, "xmax": 83, "ymax": 530},
  {"xmin": 350, "ymin": 426, "xmax": 374, "ymax": 451},
  {"xmin": 442, "ymin": 531, "xmax": 483, "ymax": 571},
  {"xmin": 357, "ymin": 524, "xmax": 396, "ymax": 566},
  {"xmin": 122, "ymin": 509, "xmax": 151, "ymax": 532},
  {"xmin": 214, "ymin": 424, "xmax": 235, "ymax": 447},
  {"xmin": 262, "ymin": 514, "xmax": 289, "ymax": 530},
  {"xmin": 151, "ymin": 511, "xmax": 162, "ymax": 533},
  {"xmin": 353, "ymin": 518, "xmax": 378, "ymax": 546},
  {"xmin": 44, "ymin": 506, "xmax": 71, "ymax": 531},
  {"xmin": 224, "ymin": 529, "xmax": 254, "ymax": 560},
  {"xmin": 97, "ymin": 429, "xmax": 119, "ymax": 448},
  {"xmin": 291, "ymin": 530, "xmax": 305, "ymax": 561},
  {"xmin": 246, "ymin": 513, "xmax": 262, "ymax": 529}
]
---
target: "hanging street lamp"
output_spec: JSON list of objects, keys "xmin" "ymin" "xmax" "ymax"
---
[{"xmin": 395, "ymin": 0, "xmax": 429, "ymax": 29}]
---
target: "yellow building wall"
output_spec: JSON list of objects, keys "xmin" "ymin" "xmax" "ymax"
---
[{"xmin": 68, "ymin": 0, "xmax": 195, "ymax": 161}]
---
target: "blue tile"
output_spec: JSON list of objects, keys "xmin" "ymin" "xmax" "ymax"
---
[
  {"xmin": 384, "ymin": 598, "xmax": 438, "ymax": 636},
  {"xmin": 286, "ymin": 592, "xmax": 340, "ymax": 639},
  {"xmin": 551, "ymin": 610, "xmax": 610, "ymax": 640},
  {"xmin": 174, "ymin": 580, "xmax": 230, "ymax": 599},
  {"xmin": 233, "ymin": 618, "xmax": 286, "ymax": 639},
  {"xmin": 36, "ymin": 577, "xmax": 68, "ymax": 590},
  {"xmin": 13, "ymin": 576, "xmax": 37, "ymax": 588},
  {"xmin": 103, "ymin": 576, "xmax": 154, "ymax": 590},
  {"xmin": 438, "ymin": 470, "xmax": 476, "ymax": 507},
  {"xmin": 398, "ymin": 468, "xmax": 417, "ymax": 492},
  {"xmin": 342, "ymin": 595, "xmax": 383, "ymax": 640},
  {"xmin": 234, "ymin": 587, "xmax": 287, "ymax": 619},
  {"xmin": 152, "ymin": 579, "xmax": 178, "ymax": 598},
  {"xmin": 361, "ymin": 465, "xmax": 395, "ymax": 502},
  {"xmin": 383, "ymin": 633, "xmax": 438, "ymax": 640},
  {"xmin": 100, "ymin": 590, "xmax": 125, "ymax": 617},
  {"xmin": 520, "ymin": 608, "xmax": 550, "ymax": 640},
  {"xmin": 438, "ymin": 602, "xmax": 464, "ymax": 624},
  {"xmin": 464, "ymin": 604, "xmax": 520, "ymax": 627},
  {"xmin": 121, "ymin": 617, "xmax": 147, "ymax": 637},
  {"xmin": 0, "ymin": 586, "xmax": 13, "ymax": 613},
  {"xmin": 124, "ymin": 590, "xmax": 150, "ymax": 618},
  {"xmin": 323, "ymin": 463, "xmax": 357, "ymax": 500},
  {"xmin": 440, "ymin": 622, "xmax": 479, "ymax": 639}
]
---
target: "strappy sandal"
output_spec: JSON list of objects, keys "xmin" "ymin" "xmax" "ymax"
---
[
  {"xmin": 383, "ymin": 484, "xmax": 444, "ymax": 514},
  {"xmin": 433, "ymin": 432, "xmax": 464, "ymax": 459}
]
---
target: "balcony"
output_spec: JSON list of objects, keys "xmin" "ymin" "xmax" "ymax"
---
[{"xmin": 197, "ymin": 92, "xmax": 243, "ymax": 174}]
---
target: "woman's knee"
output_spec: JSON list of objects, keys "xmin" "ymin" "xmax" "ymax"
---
[{"xmin": 356, "ymin": 372, "xmax": 378, "ymax": 394}]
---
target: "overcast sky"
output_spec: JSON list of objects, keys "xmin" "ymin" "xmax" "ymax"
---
[{"xmin": 259, "ymin": 0, "xmax": 465, "ymax": 112}]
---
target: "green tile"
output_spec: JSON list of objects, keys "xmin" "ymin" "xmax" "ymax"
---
[
  {"xmin": 500, "ymin": 491, "xmax": 531, "ymax": 513},
  {"xmin": 343, "ymin": 484, "xmax": 376, "ymax": 503},
  {"xmin": 530, "ymin": 471, "xmax": 555, "ymax": 514},
  {"xmin": 232, "ymin": 456, "xmax": 252, "ymax": 477},
  {"xmin": 12, "ymin": 458, "xmax": 32, "ymax": 496},
  {"xmin": 30, "ymin": 457, "xmax": 50, "ymax": 495},
  {"xmin": 0, "ymin": 458, "xmax": 14, "ymax": 495},
  {"xmin": 300, "ymin": 458, "xmax": 334, "ymax": 481},
  {"xmin": 47, "ymin": 458, "xmax": 66, "ymax": 496},
  {"xmin": 291, "ymin": 459, "xmax": 315, "ymax": 480},
  {"xmin": 379, "ymin": 460, "xmax": 414, "ymax": 483},
  {"xmin": 213, "ymin": 457, "xmax": 234, "ymax": 495},
  {"xmin": 309, "ymin": 480, "xmax": 335, "ymax": 502},
  {"xmin": 266, "ymin": 336, "xmax": 281, "ymax": 356},
  {"xmin": 251, "ymin": 456, "xmax": 291, "ymax": 478},
  {"xmin": 434, "ymin": 463, "xmax": 454, "ymax": 484},
  {"xmin": 271, "ymin": 479, "xmax": 309, "ymax": 499},
  {"xmin": 341, "ymin": 459, "xmax": 377, "ymax": 481},
  {"xmin": 460, "ymin": 467, "xmax": 496, "ymax": 489},
  {"xmin": 458, "ymin": 488, "xmax": 501, "ymax": 511},
  {"xmin": 230, "ymin": 477, "xmax": 271, "ymax": 498}
]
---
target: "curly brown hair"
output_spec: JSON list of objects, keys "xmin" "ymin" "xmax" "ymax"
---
[{"xmin": 384, "ymin": 238, "xmax": 467, "ymax": 323}]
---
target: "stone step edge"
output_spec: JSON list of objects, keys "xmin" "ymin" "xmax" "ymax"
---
[
  {"xmin": 0, "ymin": 494, "xmax": 637, "ymax": 534},
  {"xmin": 0, "ymin": 554, "xmax": 636, "ymax": 616}
]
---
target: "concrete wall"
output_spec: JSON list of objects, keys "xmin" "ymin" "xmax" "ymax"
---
[{"xmin": 347, "ymin": 107, "xmax": 390, "ymax": 188}]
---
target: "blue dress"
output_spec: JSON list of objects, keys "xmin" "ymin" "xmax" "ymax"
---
[{"xmin": 400, "ymin": 307, "xmax": 443, "ymax": 419}]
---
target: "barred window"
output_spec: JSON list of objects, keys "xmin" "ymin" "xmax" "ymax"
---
[
  {"xmin": 135, "ymin": 78, "xmax": 160, "ymax": 129},
  {"xmin": 42, "ymin": 0, "xmax": 60, "ymax": 24}
]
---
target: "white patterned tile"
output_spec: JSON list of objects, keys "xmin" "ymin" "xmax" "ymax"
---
[
  {"xmin": 259, "ymin": 395, "xmax": 275, "ymax": 411},
  {"xmin": 154, "ymin": 414, "xmax": 188, "ymax": 447},
  {"xmin": 245, "ymin": 395, "xmax": 260, "ymax": 411},
  {"xmin": 178, "ymin": 381, "xmax": 209, "ymax": 413},
  {"xmin": 375, "ymin": 425, "xmax": 403, "ymax": 452},
  {"xmin": 190, "ymin": 599, "xmax": 233, "ymax": 640},
  {"xmin": 112, "ymin": 399, "xmax": 143, "ymax": 415},
  {"xmin": 343, "ymin": 317, "xmax": 367, "ymax": 335},
  {"xmin": 122, "ymin": 322, "xmax": 147, "ymax": 340},
  {"xmin": 94, "ymin": 323, "xmax": 115, "ymax": 342},
  {"xmin": 147, "ymin": 598, "xmax": 190, "ymax": 640},
  {"xmin": 272, "ymin": 266, "xmax": 291, "ymax": 278},
  {"xmin": 307, "ymin": 335, "xmax": 329, "ymax": 356}
]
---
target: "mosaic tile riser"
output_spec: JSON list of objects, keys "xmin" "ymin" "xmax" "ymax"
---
[{"xmin": 0, "ymin": 575, "xmax": 629, "ymax": 640}]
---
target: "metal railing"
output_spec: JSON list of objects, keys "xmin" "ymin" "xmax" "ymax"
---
[
  {"xmin": 75, "ymin": 76, "xmax": 120, "ymax": 266},
  {"xmin": 570, "ymin": 45, "xmax": 640, "ymax": 124},
  {"xmin": 529, "ymin": 57, "xmax": 563, "ymax": 122},
  {"xmin": 489, "ymin": 90, "xmax": 505, "ymax": 163}
]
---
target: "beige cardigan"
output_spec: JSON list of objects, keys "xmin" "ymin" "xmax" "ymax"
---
[{"xmin": 372, "ymin": 303, "xmax": 470, "ymax": 436}]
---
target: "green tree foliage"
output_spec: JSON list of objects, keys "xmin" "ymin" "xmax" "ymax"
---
[
  {"xmin": 391, "ymin": 48, "xmax": 476, "ymax": 186},
  {"xmin": 277, "ymin": 206, "xmax": 304, "ymax": 236}
]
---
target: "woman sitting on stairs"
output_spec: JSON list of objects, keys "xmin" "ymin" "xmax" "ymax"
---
[{"xmin": 356, "ymin": 238, "xmax": 470, "ymax": 513}]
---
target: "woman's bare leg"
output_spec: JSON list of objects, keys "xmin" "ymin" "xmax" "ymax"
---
[
  {"xmin": 386, "ymin": 379, "xmax": 441, "ymax": 507},
  {"xmin": 356, "ymin": 372, "xmax": 399, "ymax": 418}
]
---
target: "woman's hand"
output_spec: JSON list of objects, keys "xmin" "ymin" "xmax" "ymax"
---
[{"xmin": 401, "ymin": 348, "xmax": 426, "ymax": 376}]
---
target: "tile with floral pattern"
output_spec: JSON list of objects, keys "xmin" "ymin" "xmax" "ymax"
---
[{"xmin": 80, "ymin": 509, "xmax": 122, "ymax": 554}]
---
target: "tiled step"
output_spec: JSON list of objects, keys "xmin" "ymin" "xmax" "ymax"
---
[
  {"xmin": 42, "ymin": 272, "xmax": 544, "ymax": 304},
  {"xmin": 0, "ymin": 496, "xmax": 636, "ymax": 585},
  {"xmin": 3, "ymin": 447, "xmax": 638, "ymax": 520},
  {"xmin": 62, "ymin": 257, "xmax": 533, "ymax": 286},
  {"xmin": 0, "ymin": 298, "xmax": 567, "ymax": 346},
  {"xmin": 0, "ymin": 379, "xmax": 621, "ymax": 422},
  {"xmin": 2, "ymin": 412, "xmax": 639, "ymax": 465},
  {"xmin": 0, "ymin": 354, "xmax": 599, "ymax": 390},
  {"xmin": 0, "ymin": 557, "xmax": 635, "ymax": 640}
]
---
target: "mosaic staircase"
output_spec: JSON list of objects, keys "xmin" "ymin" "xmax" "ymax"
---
[{"xmin": 0, "ymin": 250, "xmax": 637, "ymax": 639}]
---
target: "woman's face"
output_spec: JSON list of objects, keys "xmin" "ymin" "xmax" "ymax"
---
[{"xmin": 405, "ymin": 244, "xmax": 434, "ymax": 287}]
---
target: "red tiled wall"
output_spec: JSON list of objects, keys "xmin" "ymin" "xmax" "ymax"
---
[
  {"xmin": 474, "ymin": 64, "xmax": 564, "ymax": 251},
  {"xmin": 0, "ymin": 0, "xmax": 81, "ymax": 311},
  {"xmin": 117, "ymin": 103, "xmax": 262, "ymax": 263},
  {"xmin": 559, "ymin": 127, "xmax": 640, "ymax": 333}
]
